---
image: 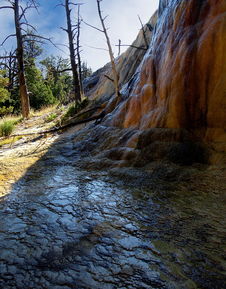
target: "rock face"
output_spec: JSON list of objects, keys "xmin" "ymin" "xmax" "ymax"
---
[
  {"xmin": 109, "ymin": 0, "xmax": 226, "ymax": 139},
  {"xmin": 78, "ymin": 0, "xmax": 226, "ymax": 166}
]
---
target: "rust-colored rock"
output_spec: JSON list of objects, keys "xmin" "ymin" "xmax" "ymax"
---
[{"xmin": 79, "ymin": 0, "xmax": 226, "ymax": 166}]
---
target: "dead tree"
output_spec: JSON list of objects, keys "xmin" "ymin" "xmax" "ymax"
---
[
  {"xmin": 0, "ymin": 0, "xmax": 31, "ymax": 117},
  {"xmin": 96, "ymin": 0, "xmax": 120, "ymax": 100},
  {"xmin": 138, "ymin": 15, "xmax": 149, "ymax": 50},
  {"xmin": 115, "ymin": 16, "xmax": 150, "ymax": 52},
  {"xmin": 0, "ymin": 0, "xmax": 53, "ymax": 118},
  {"xmin": 76, "ymin": 5, "xmax": 83, "ymax": 96},
  {"xmin": 60, "ymin": 0, "xmax": 82, "ymax": 104},
  {"xmin": 15, "ymin": 0, "xmax": 30, "ymax": 118}
]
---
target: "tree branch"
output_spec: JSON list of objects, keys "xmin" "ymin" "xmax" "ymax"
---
[
  {"xmin": 20, "ymin": 22, "xmax": 38, "ymax": 33},
  {"xmin": 82, "ymin": 19, "xmax": 104, "ymax": 33},
  {"xmin": 115, "ymin": 44, "xmax": 147, "ymax": 51},
  {"xmin": 54, "ymin": 68, "xmax": 72, "ymax": 73},
  {"xmin": 0, "ymin": 6, "xmax": 14, "ymax": 10},
  {"xmin": 104, "ymin": 74, "xmax": 114, "ymax": 82},
  {"xmin": 19, "ymin": 5, "xmax": 33, "ymax": 20},
  {"xmin": 0, "ymin": 55, "xmax": 17, "ymax": 59},
  {"xmin": 23, "ymin": 33, "xmax": 60, "ymax": 50},
  {"xmin": 0, "ymin": 62, "xmax": 17, "ymax": 72},
  {"xmin": 1, "ymin": 34, "xmax": 16, "ymax": 46},
  {"xmin": 60, "ymin": 27, "xmax": 68, "ymax": 32}
]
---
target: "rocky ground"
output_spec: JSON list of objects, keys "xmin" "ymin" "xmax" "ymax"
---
[
  {"xmin": 0, "ymin": 111, "xmax": 226, "ymax": 289},
  {"xmin": 0, "ymin": 115, "xmax": 225, "ymax": 288}
]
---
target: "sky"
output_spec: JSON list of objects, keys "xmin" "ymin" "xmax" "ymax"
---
[{"xmin": 0, "ymin": 0, "xmax": 159, "ymax": 71}]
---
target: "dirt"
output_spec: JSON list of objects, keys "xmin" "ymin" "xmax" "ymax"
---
[{"xmin": 0, "ymin": 112, "xmax": 60, "ymax": 197}]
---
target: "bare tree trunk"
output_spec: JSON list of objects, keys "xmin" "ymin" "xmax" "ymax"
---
[
  {"xmin": 96, "ymin": 0, "xmax": 120, "ymax": 100},
  {"xmin": 65, "ymin": 0, "xmax": 81, "ymax": 104},
  {"xmin": 138, "ymin": 15, "xmax": 149, "ymax": 49},
  {"xmin": 14, "ymin": 0, "xmax": 30, "ymax": 118},
  {"xmin": 8, "ymin": 52, "xmax": 14, "ymax": 90},
  {"xmin": 76, "ymin": 5, "xmax": 83, "ymax": 96}
]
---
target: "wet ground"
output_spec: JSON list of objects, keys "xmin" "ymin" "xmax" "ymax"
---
[{"xmin": 0, "ymin": 133, "xmax": 225, "ymax": 289}]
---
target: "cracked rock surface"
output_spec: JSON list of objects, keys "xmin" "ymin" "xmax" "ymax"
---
[{"xmin": 0, "ymin": 133, "xmax": 225, "ymax": 289}]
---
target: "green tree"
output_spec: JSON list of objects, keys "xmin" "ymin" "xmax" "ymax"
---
[
  {"xmin": 81, "ymin": 62, "xmax": 92, "ymax": 81},
  {"xmin": 40, "ymin": 56, "xmax": 73, "ymax": 104},
  {"xmin": 0, "ymin": 70, "xmax": 14, "ymax": 116},
  {"xmin": 22, "ymin": 38, "xmax": 56, "ymax": 110},
  {"xmin": 26, "ymin": 64, "xmax": 56, "ymax": 110}
]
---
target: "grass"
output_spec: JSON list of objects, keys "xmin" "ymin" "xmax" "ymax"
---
[
  {"xmin": 0, "ymin": 115, "xmax": 23, "ymax": 125},
  {"xmin": 0, "ymin": 120, "xmax": 15, "ymax": 137},
  {"xmin": 0, "ymin": 115, "xmax": 23, "ymax": 137},
  {"xmin": 61, "ymin": 98, "xmax": 89, "ymax": 124},
  {"xmin": 45, "ymin": 113, "xmax": 58, "ymax": 123},
  {"xmin": 31, "ymin": 104, "xmax": 58, "ymax": 117},
  {"xmin": 0, "ymin": 136, "xmax": 23, "ymax": 147}
]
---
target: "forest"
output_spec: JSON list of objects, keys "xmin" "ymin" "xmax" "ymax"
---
[{"xmin": 0, "ymin": 0, "xmax": 101, "ymax": 137}]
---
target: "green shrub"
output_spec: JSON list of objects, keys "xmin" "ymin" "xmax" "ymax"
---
[
  {"xmin": 0, "ymin": 120, "xmax": 15, "ymax": 137},
  {"xmin": 0, "ymin": 106, "xmax": 14, "ymax": 116},
  {"xmin": 61, "ymin": 98, "xmax": 89, "ymax": 123},
  {"xmin": 46, "ymin": 113, "xmax": 57, "ymax": 122}
]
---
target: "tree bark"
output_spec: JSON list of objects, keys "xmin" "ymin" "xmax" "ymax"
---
[
  {"xmin": 14, "ymin": 0, "xmax": 30, "ymax": 118},
  {"xmin": 65, "ymin": 0, "xmax": 81, "ymax": 104}
]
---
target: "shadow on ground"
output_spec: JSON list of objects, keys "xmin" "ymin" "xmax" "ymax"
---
[{"xmin": 0, "ymin": 123, "xmax": 225, "ymax": 289}]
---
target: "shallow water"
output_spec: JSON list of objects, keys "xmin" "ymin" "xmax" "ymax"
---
[{"xmin": 0, "ymin": 136, "xmax": 225, "ymax": 289}]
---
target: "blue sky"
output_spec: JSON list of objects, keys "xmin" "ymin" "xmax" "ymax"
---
[{"xmin": 0, "ymin": 0, "xmax": 159, "ymax": 71}]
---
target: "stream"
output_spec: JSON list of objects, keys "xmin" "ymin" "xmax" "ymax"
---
[{"xmin": 0, "ymin": 134, "xmax": 225, "ymax": 289}]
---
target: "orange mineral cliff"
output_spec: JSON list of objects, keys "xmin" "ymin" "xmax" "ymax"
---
[
  {"xmin": 77, "ymin": 0, "xmax": 226, "ymax": 166},
  {"xmin": 108, "ymin": 0, "xmax": 226, "ymax": 143}
]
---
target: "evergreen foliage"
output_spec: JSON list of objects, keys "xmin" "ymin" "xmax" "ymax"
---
[
  {"xmin": 0, "ymin": 71, "xmax": 14, "ymax": 116},
  {"xmin": 40, "ymin": 56, "xmax": 73, "ymax": 103},
  {"xmin": 26, "ymin": 62, "xmax": 56, "ymax": 110}
]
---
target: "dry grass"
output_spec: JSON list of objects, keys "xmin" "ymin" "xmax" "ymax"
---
[
  {"xmin": 31, "ymin": 104, "xmax": 59, "ymax": 117},
  {"xmin": 0, "ymin": 115, "xmax": 23, "ymax": 126},
  {"xmin": 0, "ymin": 136, "xmax": 23, "ymax": 147},
  {"xmin": 0, "ymin": 156, "xmax": 39, "ymax": 197}
]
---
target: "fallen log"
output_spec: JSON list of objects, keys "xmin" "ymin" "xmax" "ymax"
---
[
  {"xmin": 6, "ymin": 111, "xmax": 105, "ymax": 138},
  {"xmin": 65, "ymin": 105, "xmax": 102, "ymax": 121}
]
